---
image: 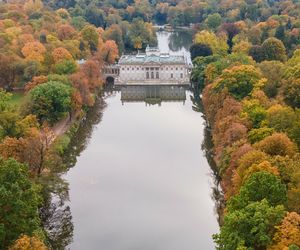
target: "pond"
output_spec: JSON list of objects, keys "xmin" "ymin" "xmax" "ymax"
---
[{"xmin": 43, "ymin": 30, "xmax": 219, "ymax": 250}]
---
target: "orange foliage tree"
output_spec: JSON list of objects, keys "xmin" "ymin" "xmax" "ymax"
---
[
  {"xmin": 51, "ymin": 47, "xmax": 73, "ymax": 64},
  {"xmin": 99, "ymin": 40, "xmax": 119, "ymax": 64},
  {"xmin": 21, "ymin": 41, "xmax": 46, "ymax": 62}
]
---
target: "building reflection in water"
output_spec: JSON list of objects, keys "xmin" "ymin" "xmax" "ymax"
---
[{"xmin": 119, "ymin": 85, "xmax": 187, "ymax": 106}]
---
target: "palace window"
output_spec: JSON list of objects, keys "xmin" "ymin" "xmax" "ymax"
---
[
  {"xmin": 156, "ymin": 72, "xmax": 159, "ymax": 79},
  {"xmin": 146, "ymin": 72, "xmax": 149, "ymax": 79},
  {"xmin": 151, "ymin": 72, "xmax": 154, "ymax": 79},
  {"xmin": 180, "ymin": 73, "xmax": 183, "ymax": 78},
  {"xmin": 171, "ymin": 73, "xmax": 173, "ymax": 78}
]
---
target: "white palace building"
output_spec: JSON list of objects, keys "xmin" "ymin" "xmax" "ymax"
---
[{"xmin": 114, "ymin": 46, "xmax": 191, "ymax": 86}]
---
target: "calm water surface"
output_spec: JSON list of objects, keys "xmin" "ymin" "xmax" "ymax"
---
[{"xmin": 59, "ymin": 31, "xmax": 218, "ymax": 249}]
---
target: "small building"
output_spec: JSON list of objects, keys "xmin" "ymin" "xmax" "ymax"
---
[{"xmin": 115, "ymin": 46, "xmax": 190, "ymax": 86}]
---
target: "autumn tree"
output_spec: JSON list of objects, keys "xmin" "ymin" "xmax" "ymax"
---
[
  {"xmin": 57, "ymin": 24, "xmax": 76, "ymax": 40},
  {"xmin": 194, "ymin": 30, "xmax": 228, "ymax": 56},
  {"xmin": 99, "ymin": 40, "xmax": 119, "ymax": 64},
  {"xmin": 268, "ymin": 212, "xmax": 300, "ymax": 249},
  {"xmin": 258, "ymin": 60, "xmax": 284, "ymax": 97},
  {"xmin": 81, "ymin": 60, "xmax": 102, "ymax": 89},
  {"xmin": 9, "ymin": 235, "xmax": 47, "ymax": 250},
  {"xmin": 69, "ymin": 72, "xmax": 94, "ymax": 107},
  {"xmin": 0, "ymin": 54, "xmax": 21, "ymax": 90},
  {"xmin": 51, "ymin": 47, "xmax": 73, "ymax": 64},
  {"xmin": 212, "ymin": 65, "xmax": 263, "ymax": 100},
  {"xmin": 254, "ymin": 133, "xmax": 297, "ymax": 157},
  {"xmin": 0, "ymin": 158, "xmax": 42, "ymax": 249},
  {"xmin": 21, "ymin": 41, "xmax": 46, "ymax": 62}
]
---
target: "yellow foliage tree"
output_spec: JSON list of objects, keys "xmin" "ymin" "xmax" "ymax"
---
[
  {"xmin": 268, "ymin": 212, "xmax": 300, "ymax": 250},
  {"xmin": 9, "ymin": 235, "xmax": 47, "ymax": 250},
  {"xmin": 194, "ymin": 30, "xmax": 228, "ymax": 56},
  {"xmin": 21, "ymin": 41, "xmax": 46, "ymax": 62},
  {"xmin": 24, "ymin": 0, "xmax": 43, "ymax": 15}
]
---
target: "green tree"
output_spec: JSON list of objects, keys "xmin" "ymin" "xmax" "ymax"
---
[
  {"xmin": 0, "ymin": 158, "xmax": 42, "ymax": 249},
  {"xmin": 29, "ymin": 81, "xmax": 72, "ymax": 123},
  {"xmin": 248, "ymin": 127, "xmax": 274, "ymax": 144},
  {"xmin": 54, "ymin": 60, "xmax": 77, "ymax": 75},
  {"xmin": 205, "ymin": 13, "xmax": 222, "ymax": 30},
  {"xmin": 190, "ymin": 44, "xmax": 212, "ymax": 61},
  {"xmin": 262, "ymin": 37, "xmax": 287, "ymax": 62},
  {"xmin": 242, "ymin": 99, "xmax": 267, "ymax": 128},
  {"xmin": 81, "ymin": 25, "xmax": 99, "ymax": 52},
  {"xmin": 213, "ymin": 199, "xmax": 285, "ymax": 250},
  {"xmin": 228, "ymin": 171, "xmax": 287, "ymax": 211}
]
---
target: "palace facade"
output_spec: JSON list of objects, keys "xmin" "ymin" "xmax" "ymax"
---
[{"xmin": 115, "ymin": 46, "xmax": 190, "ymax": 85}]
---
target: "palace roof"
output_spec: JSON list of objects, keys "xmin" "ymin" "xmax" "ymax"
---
[{"xmin": 118, "ymin": 47, "xmax": 187, "ymax": 65}]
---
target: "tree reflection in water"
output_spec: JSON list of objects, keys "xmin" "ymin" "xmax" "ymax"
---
[
  {"xmin": 41, "ymin": 84, "xmax": 222, "ymax": 248},
  {"xmin": 168, "ymin": 30, "xmax": 193, "ymax": 52},
  {"xmin": 40, "ymin": 95, "xmax": 108, "ymax": 249},
  {"xmin": 190, "ymin": 83, "xmax": 224, "ymax": 225}
]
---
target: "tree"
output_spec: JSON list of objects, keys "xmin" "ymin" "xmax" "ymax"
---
[
  {"xmin": 262, "ymin": 37, "xmax": 286, "ymax": 62},
  {"xmin": 54, "ymin": 60, "xmax": 77, "ymax": 75},
  {"xmin": 283, "ymin": 78, "xmax": 300, "ymax": 108},
  {"xmin": 0, "ymin": 158, "xmax": 41, "ymax": 249},
  {"xmin": 190, "ymin": 44, "xmax": 213, "ymax": 61},
  {"xmin": 57, "ymin": 24, "xmax": 76, "ymax": 40},
  {"xmin": 213, "ymin": 199, "xmax": 285, "ymax": 250},
  {"xmin": 81, "ymin": 60, "xmax": 102, "ymax": 89},
  {"xmin": 249, "ymin": 45, "xmax": 265, "ymax": 62},
  {"xmin": 0, "ymin": 125, "xmax": 54, "ymax": 175},
  {"xmin": 194, "ymin": 30, "xmax": 228, "ymax": 56},
  {"xmin": 9, "ymin": 235, "xmax": 47, "ymax": 250},
  {"xmin": 51, "ymin": 47, "xmax": 73, "ymax": 64},
  {"xmin": 99, "ymin": 40, "xmax": 119, "ymax": 64},
  {"xmin": 254, "ymin": 133, "xmax": 297, "ymax": 157},
  {"xmin": 29, "ymin": 81, "xmax": 72, "ymax": 123},
  {"xmin": 228, "ymin": 171, "xmax": 287, "ymax": 211},
  {"xmin": 70, "ymin": 72, "xmax": 94, "ymax": 107},
  {"xmin": 242, "ymin": 99, "xmax": 267, "ymax": 128},
  {"xmin": 0, "ymin": 54, "xmax": 20, "ymax": 90},
  {"xmin": 21, "ymin": 41, "xmax": 46, "ymax": 62},
  {"xmin": 268, "ymin": 212, "xmax": 300, "ymax": 250},
  {"xmin": 81, "ymin": 25, "xmax": 99, "ymax": 52},
  {"xmin": 220, "ymin": 23, "xmax": 240, "ymax": 52},
  {"xmin": 25, "ymin": 75, "xmax": 48, "ymax": 92},
  {"xmin": 258, "ymin": 60, "xmax": 284, "ymax": 97},
  {"xmin": 248, "ymin": 127, "xmax": 274, "ymax": 144},
  {"xmin": 205, "ymin": 13, "xmax": 222, "ymax": 30},
  {"xmin": 212, "ymin": 65, "xmax": 263, "ymax": 100},
  {"xmin": 84, "ymin": 5, "xmax": 106, "ymax": 27}
]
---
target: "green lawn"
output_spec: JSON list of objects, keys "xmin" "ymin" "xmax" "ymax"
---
[{"xmin": 9, "ymin": 92, "xmax": 24, "ymax": 107}]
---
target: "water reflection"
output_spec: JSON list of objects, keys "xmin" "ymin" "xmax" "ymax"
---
[
  {"xmin": 168, "ymin": 30, "xmax": 193, "ymax": 52},
  {"xmin": 119, "ymin": 85, "xmax": 186, "ymax": 105},
  {"xmin": 40, "ymin": 97, "xmax": 108, "ymax": 249},
  {"xmin": 41, "ymin": 30, "xmax": 220, "ymax": 249}
]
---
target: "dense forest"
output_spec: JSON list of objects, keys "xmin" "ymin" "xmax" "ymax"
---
[
  {"xmin": 0, "ymin": 0, "xmax": 300, "ymax": 249},
  {"xmin": 189, "ymin": 0, "xmax": 300, "ymax": 249}
]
